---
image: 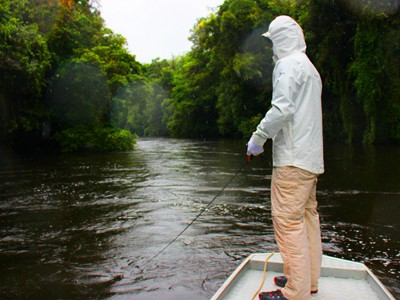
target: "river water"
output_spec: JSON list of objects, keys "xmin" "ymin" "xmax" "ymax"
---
[{"xmin": 0, "ymin": 138, "xmax": 399, "ymax": 299}]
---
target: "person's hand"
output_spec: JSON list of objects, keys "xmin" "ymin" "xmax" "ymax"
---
[{"xmin": 247, "ymin": 137, "xmax": 264, "ymax": 156}]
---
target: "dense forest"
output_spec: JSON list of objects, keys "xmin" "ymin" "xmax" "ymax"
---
[{"xmin": 0, "ymin": 0, "xmax": 399, "ymax": 152}]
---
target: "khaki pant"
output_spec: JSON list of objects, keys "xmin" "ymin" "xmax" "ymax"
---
[{"xmin": 271, "ymin": 166, "xmax": 322, "ymax": 300}]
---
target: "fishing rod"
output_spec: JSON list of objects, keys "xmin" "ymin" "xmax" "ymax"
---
[{"xmin": 138, "ymin": 155, "xmax": 252, "ymax": 268}]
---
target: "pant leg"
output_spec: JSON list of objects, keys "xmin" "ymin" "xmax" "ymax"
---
[
  {"xmin": 271, "ymin": 166, "xmax": 319, "ymax": 300},
  {"xmin": 305, "ymin": 177, "xmax": 322, "ymax": 291}
]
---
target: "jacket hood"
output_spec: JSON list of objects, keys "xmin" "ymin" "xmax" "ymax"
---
[{"xmin": 263, "ymin": 15, "xmax": 306, "ymax": 60}]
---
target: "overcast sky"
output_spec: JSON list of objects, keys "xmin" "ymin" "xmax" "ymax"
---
[{"xmin": 99, "ymin": 0, "xmax": 224, "ymax": 63}]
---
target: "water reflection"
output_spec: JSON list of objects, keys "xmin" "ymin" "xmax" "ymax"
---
[{"xmin": 0, "ymin": 139, "xmax": 399, "ymax": 299}]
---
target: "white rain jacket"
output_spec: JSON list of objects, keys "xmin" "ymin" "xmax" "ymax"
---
[{"xmin": 252, "ymin": 16, "xmax": 324, "ymax": 174}]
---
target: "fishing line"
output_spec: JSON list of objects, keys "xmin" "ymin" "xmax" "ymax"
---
[{"xmin": 139, "ymin": 156, "xmax": 251, "ymax": 268}]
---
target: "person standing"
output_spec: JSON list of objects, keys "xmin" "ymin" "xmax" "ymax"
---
[{"xmin": 247, "ymin": 15, "xmax": 324, "ymax": 300}]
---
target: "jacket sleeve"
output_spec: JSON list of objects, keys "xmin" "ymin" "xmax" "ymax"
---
[{"xmin": 252, "ymin": 61, "xmax": 296, "ymax": 146}]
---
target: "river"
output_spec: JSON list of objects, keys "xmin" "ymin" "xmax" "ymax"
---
[{"xmin": 0, "ymin": 138, "xmax": 399, "ymax": 299}]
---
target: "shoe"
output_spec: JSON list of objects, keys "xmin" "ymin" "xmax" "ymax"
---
[
  {"xmin": 274, "ymin": 276, "xmax": 287, "ymax": 288},
  {"xmin": 274, "ymin": 276, "xmax": 318, "ymax": 294},
  {"xmin": 259, "ymin": 289, "xmax": 288, "ymax": 300}
]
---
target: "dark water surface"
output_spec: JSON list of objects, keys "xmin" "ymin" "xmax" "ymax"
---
[{"xmin": 0, "ymin": 138, "xmax": 399, "ymax": 299}]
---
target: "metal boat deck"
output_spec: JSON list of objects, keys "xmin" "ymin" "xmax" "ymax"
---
[{"xmin": 211, "ymin": 253, "xmax": 395, "ymax": 300}]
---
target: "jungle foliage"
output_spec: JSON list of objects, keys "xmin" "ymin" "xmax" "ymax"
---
[
  {"xmin": 159, "ymin": 0, "xmax": 400, "ymax": 143},
  {"xmin": 0, "ymin": 0, "xmax": 399, "ymax": 152}
]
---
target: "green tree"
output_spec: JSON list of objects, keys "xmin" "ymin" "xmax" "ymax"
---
[
  {"xmin": 47, "ymin": 0, "xmax": 104, "ymax": 64},
  {"xmin": 307, "ymin": 0, "xmax": 400, "ymax": 143},
  {"xmin": 306, "ymin": 0, "xmax": 359, "ymax": 142},
  {"xmin": 46, "ymin": 61, "xmax": 109, "ymax": 127},
  {"xmin": 0, "ymin": 0, "xmax": 51, "ymax": 143},
  {"xmin": 187, "ymin": 0, "xmax": 274, "ymax": 138},
  {"xmin": 2, "ymin": 0, "xmax": 399, "ymax": 147},
  {"xmin": 350, "ymin": 16, "xmax": 400, "ymax": 143},
  {"xmin": 77, "ymin": 29, "xmax": 143, "ymax": 94},
  {"xmin": 143, "ymin": 58, "xmax": 176, "ymax": 136},
  {"xmin": 166, "ymin": 53, "xmax": 219, "ymax": 138},
  {"xmin": 0, "ymin": 0, "xmax": 140, "ymax": 151},
  {"xmin": 111, "ymin": 79, "xmax": 153, "ymax": 136}
]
